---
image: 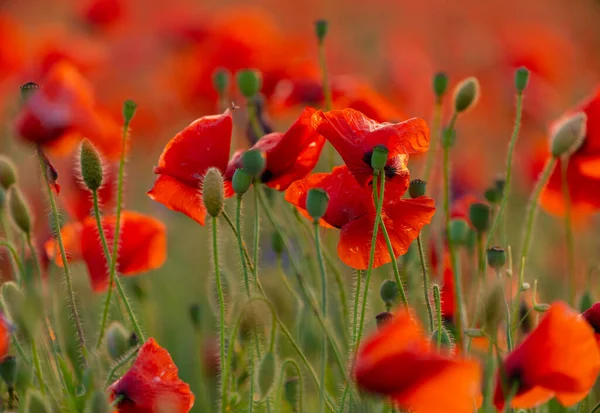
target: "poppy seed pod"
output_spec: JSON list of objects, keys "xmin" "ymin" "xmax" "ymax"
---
[
  {"xmin": 0, "ymin": 356, "xmax": 17, "ymax": 389},
  {"xmin": 20, "ymin": 82, "xmax": 40, "ymax": 103},
  {"xmin": 236, "ymin": 69, "xmax": 262, "ymax": 98},
  {"xmin": 8, "ymin": 188, "xmax": 31, "ymax": 234},
  {"xmin": 241, "ymin": 149, "xmax": 266, "ymax": 178},
  {"xmin": 122, "ymin": 99, "xmax": 137, "ymax": 123},
  {"xmin": 0, "ymin": 156, "xmax": 17, "ymax": 189},
  {"xmin": 514, "ymin": 66, "xmax": 530, "ymax": 93},
  {"xmin": 79, "ymin": 139, "xmax": 104, "ymax": 192},
  {"xmin": 370, "ymin": 145, "xmax": 389, "ymax": 173},
  {"xmin": 106, "ymin": 321, "xmax": 130, "ymax": 361},
  {"xmin": 375, "ymin": 311, "xmax": 394, "ymax": 329},
  {"xmin": 212, "ymin": 68, "xmax": 231, "ymax": 95},
  {"xmin": 315, "ymin": 19, "xmax": 329, "ymax": 43},
  {"xmin": 484, "ymin": 187, "xmax": 502, "ymax": 204},
  {"xmin": 487, "ymin": 246, "xmax": 506, "ymax": 270},
  {"xmin": 232, "ymin": 168, "xmax": 252, "ymax": 195},
  {"xmin": 380, "ymin": 280, "xmax": 399, "ymax": 306},
  {"xmin": 433, "ymin": 72, "xmax": 449, "ymax": 100},
  {"xmin": 306, "ymin": 188, "xmax": 329, "ymax": 221},
  {"xmin": 257, "ymin": 352, "xmax": 276, "ymax": 399},
  {"xmin": 550, "ymin": 112, "xmax": 587, "ymax": 158},
  {"xmin": 25, "ymin": 390, "xmax": 51, "ymax": 413},
  {"xmin": 409, "ymin": 179, "xmax": 426, "ymax": 198},
  {"xmin": 453, "ymin": 77, "xmax": 480, "ymax": 113},
  {"xmin": 469, "ymin": 202, "xmax": 490, "ymax": 233},
  {"xmin": 448, "ymin": 219, "xmax": 469, "ymax": 246},
  {"xmin": 202, "ymin": 168, "xmax": 224, "ymax": 218}
]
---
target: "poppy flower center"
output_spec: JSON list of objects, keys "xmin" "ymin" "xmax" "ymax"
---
[
  {"xmin": 362, "ymin": 150, "xmax": 397, "ymax": 180},
  {"xmin": 261, "ymin": 169, "xmax": 274, "ymax": 183}
]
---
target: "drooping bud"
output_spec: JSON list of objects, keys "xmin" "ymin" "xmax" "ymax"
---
[
  {"xmin": 122, "ymin": 99, "xmax": 137, "ymax": 123},
  {"xmin": 375, "ymin": 311, "xmax": 394, "ymax": 329},
  {"xmin": 241, "ymin": 149, "xmax": 266, "ymax": 178},
  {"xmin": 370, "ymin": 145, "xmax": 388, "ymax": 173},
  {"xmin": 8, "ymin": 188, "xmax": 31, "ymax": 234},
  {"xmin": 189, "ymin": 304, "xmax": 201, "ymax": 330},
  {"xmin": 448, "ymin": 219, "xmax": 469, "ymax": 246},
  {"xmin": 284, "ymin": 376, "xmax": 300, "ymax": 412},
  {"xmin": 433, "ymin": 72, "xmax": 449, "ymax": 101},
  {"xmin": 380, "ymin": 280, "xmax": 399, "ymax": 307},
  {"xmin": 202, "ymin": 168, "xmax": 224, "ymax": 218},
  {"xmin": 79, "ymin": 139, "xmax": 104, "ymax": 191},
  {"xmin": 20, "ymin": 82, "xmax": 40, "ymax": 103},
  {"xmin": 514, "ymin": 67, "xmax": 530, "ymax": 93},
  {"xmin": 408, "ymin": 179, "xmax": 426, "ymax": 198},
  {"xmin": 85, "ymin": 390, "xmax": 110, "ymax": 413},
  {"xmin": 106, "ymin": 321, "xmax": 130, "ymax": 360},
  {"xmin": 0, "ymin": 156, "xmax": 17, "ymax": 189},
  {"xmin": 232, "ymin": 168, "xmax": 252, "ymax": 195},
  {"xmin": 306, "ymin": 188, "xmax": 329, "ymax": 221},
  {"xmin": 550, "ymin": 112, "xmax": 587, "ymax": 158},
  {"xmin": 580, "ymin": 291, "xmax": 594, "ymax": 314},
  {"xmin": 314, "ymin": 20, "xmax": 329, "ymax": 44},
  {"xmin": 271, "ymin": 232, "xmax": 284, "ymax": 256},
  {"xmin": 452, "ymin": 77, "xmax": 480, "ymax": 113},
  {"xmin": 469, "ymin": 202, "xmax": 490, "ymax": 233},
  {"xmin": 487, "ymin": 246, "xmax": 506, "ymax": 270},
  {"xmin": 0, "ymin": 356, "xmax": 17, "ymax": 389},
  {"xmin": 257, "ymin": 352, "xmax": 276, "ymax": 399},
  {"xmin": 236, "ymin": 69, "xmax": 262, "ymax": 99},
  {"xmin": 25, "ymin": 390, "xmax": 51, "ymax": 413},
  {"xmin": 212, "ymin": 68, "xmax": 231, "ymax": 96}
]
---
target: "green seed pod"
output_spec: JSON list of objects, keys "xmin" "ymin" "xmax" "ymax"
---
[
  {"xmin": 241, "ymin": 149, "xmax": 266, "ymax": 178},
  {"xmin": 202, "ymin": 167, "xmax": 224, "ymax": 218},
  {"xmin": 306, "ymin": 188, "xmax": 329, "ymax": 221},
  {"xmin": 189, "ymin": 304, "xmax": 201, "ymax": 330},
  {"xmin": 314, "ymin": 20, "xmax": 329, "ymax": 43},
  {"xmin": 8, "ymin": 188, "xmax": 31, "ymax": 234},
  {"xmin": 212, "ymin": 68, "xmax": 231, "ymax": 96},
  {"xmin": 487, "ymin": 246, "xmax": 506, "ymax": 270},
  {"xmin": 271, "ymin": 231, "xmax": 284, "ymax": 256},
  {"xmin": 106, "ymin": 322, "xmax": 129, "ymax": 361},
  {"xmin": 370, "ymin": 145, "xmax": 389, "ymax": 172},
  {"xmin": 375, "ymin": 311, "xmax": 394, "ymax": 329},
  {"xmin": 0, "ymin": 155, "xmax": 17, "ymax": 189},
  {"xmin": 25, "ymin": 390, "xmax": 51, "ymax": 413},
  {"xmin": 232, "ymin": 168, "xmax": 252, "ymax": 195},
  {"xmin": 580, "ymin": 291, "xmax": 594, "ymax": 314},
  {"xmin": 484, "ymin": 187, "xmax": 502, "ymax": 204},
  {"xmin": 433, "ymin": 72, "xmax": 449, "ymax": 100},
  {"xmin": 284, "ymin": 376, "xmax": 300, "ymax": 412},
  {"xmin": 408, "ymin": 179, "xmax": 426, "ymax": 198},
  {"xmin": 448, "ymin": 219, "xmax": 469, "ymax": 246},
  {"xmin": 85, "ymin": 390, "xmax": 110, "ymax": 413},
  {"xmin": 257, "ymin": 352, "xmax": 276, "ymax": 399},
  {"xmin": 236, "ymin": 69, "xmax": 262, "ymax": 99},
  {"xmin": 469, "ymin": 202, "xmax": 490, "ymax": 233},
  {"xmin": 20, "ymin": 82, "xmax": 40, "ymax": 103},
  {"xmin": 453, "ymin": 77, "xmax": 480, "ymax": 113},
  {"xmin": 550, "ymin": 112, "xmax": 587, "ymax": 158},
  {"xmin": 0, "ymin": 356, "xmax": 17, "ymax": 389},
  {"xmin": 380, "ymin": 280, "xmax": 399, "ymax": 306},
  {"xmin": 79, "ymin": 139, "xmax": 104, "ymax": 191},
  {"xmin": 514, "ymin": 66, "xmax": 530, "ymax": 93},
  {"xmin": 122, "ymin": 99, "xmax": 137, "ymax": 123}
]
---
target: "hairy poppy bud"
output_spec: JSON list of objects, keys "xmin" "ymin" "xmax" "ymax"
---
[
  {"xmin": 370, "ymin": 145, "xmax": 389, "ymax": 173},
  {"xmin": 0, "ymin": 156, "xmax": 17, "ymax": 189},
  {"xmin": 258, "ymin": 352, "xmax": 276, "ymax": 399},
  {"xmin": 236, "ymin": 69, "xmax": 262, "ymax": 99},
  {"xmin": 448, "ymin": 219, "xmax": 469, "ymax": 246},
  {"xmin": 315, "ymin": 19, "xmax": 328, "ymax": 43},
  {"xmin": 271, "ymin": 232, "xmax": 284, "ymax": 256},
  {"xmin": 409, "ymin": 179, "xmax": 426, "ymax": 198},
  {"xmin": 580, "ymin": 291, "xmax": 594, "ymax": 314},
  {"xmin": 453, "ymin": 77, "xmax": 480, "ymax": 113},
  {"xmin": 514, "ymin": 67, "xmax": 530, "ymax": 93},
  {"xmin": 232, "ymin": 168, "xmax": 252, "ymax": 195},
  {"xmin": 431, "ymin": 327, "xmax": 453, "ymax": 350},
  {"xmin": 469, "ymin": 202, "xmax": 490, "ymax": 233},
  {"xmin": 375, "ymin": 311, "xmax": 394, "ymax": 329},
  {"xmin": 79, "ymin": 139, "xmax": 104, "ymax": 191},
  {"xmin": 85, "ymin": 390, "xmax": 109, "ymax": 413},
  {"xmin": 106, "ymin": 321, "xmax": 129, "ymax": 360},
  {"xmin": 0, "ymin": 356, "xmax": 17, "ymax": 389},
  {"xmin": 380, "ymin": 280, "xmax": 399, "ymax": 306},
  {"xmin": 550, "ymin": 112, "xmax": 587, "ymax": 158},
  {"xmin": 284, "ymin": 376, "xmax": 300, "ymax": 411},
  {"xmin": 189, "ymin": 304, "xmax": 201, "ymax": 330},
  {"xmin": 487, "ymin": 246, "xmax": 506, "ymax": 270},
  {"xmin": 122, "ymin": 99, "xmax": 137, "ymax": 123},
  {"xmin": 482, "ymin": 282, "xmax": 505, "ymax": 336},
  {"xmin": 306, "ymin": 188, "xmax": 329, "ymax": 221},
  {"xmin": 433, "ymin": 72, "xmax": 449, "ymax": 100},
  {"xmin": 212, "ymin": 68, "xmax": 231, "ymax": 96},
  {"xmin": 241, "ymin": 149, "xmax": 266, "ymax": 178},
  {"xmin": 8, "ymin": 188, "xmax": 31, "ymax": 234},
  {"xmin": 20, "ymin": 82, "xmax": 40, "ymax": 103},
  {"xmin": 202, "ymin": 168, "xmax": 224, "ymax": 218},
  {"xmin": 25, "ymin": 390, "xmax": 51, "ymax": 413}
]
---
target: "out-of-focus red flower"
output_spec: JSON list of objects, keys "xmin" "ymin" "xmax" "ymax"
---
[
  {"xmin": 311, "ymin": 108, "xmax": 429, "ymax": 194},
  {"xmin": 494, "ymin": 302, "xmax": 600, "ymax": 410},
  {"xmin": 108, "ymin": 338, "xmax": 194, "ymax": 413},
  {"xmin": 0, "ymin": 14, "xmax": 25, "ymax": 83},
  {"xmin": 45, "ymin": 211, "xmax": 166, "ymax": 292},
  {"xmin": 226, "ymin": 107, "xmax": 325, "ymax": 190},
  {"xmin": 354, "ymin": 309, "xmax": 481, "ymax": 413},
  {"xmin": 80, "ymin": 0, "xmax": 124, "ymax": 28},
  {"xmin": 0, "ymin": 313, "xmax": 11, "ymax": 360},
  {"xmin": 582, "ymin": 302, "xmax": 600, "ymax": 346},
  {"xmin": 148, "ymin": 110, "xmax": 233, "ymax": 225},
  {"xmin": 285, "ymin": 165, "xmax": 435, "ymax": 269}
]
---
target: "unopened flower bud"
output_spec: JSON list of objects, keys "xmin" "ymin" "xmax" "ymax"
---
[
  {"xmin": 433, "ymin": 72, "xmax": 449, "ymax": 100},
  {"xmin": 284, "ymin": 376, "xmax": 300, "ymax": 411},
  {"xmin": 25, "ymin": 390, "xmax": 51, "ymax": 413},
  {"xmin": 236, "ymin": 69, "xmax": 262, "ymax": 99},
  {"xmin": 271, "ymin": 232, "xmax": 284, "ymax": 256},
  {"xmin": 106, "ymin": 321, "xmax": 129, "ymax": 360},
  {"xmin": 484, "ymin": 187, "xmax": 502, "ymax": 204},
  {"xmin": 514, "ymin": 67, "xmax": 530, "ymax": 93},
  {"xmin": 315, "ymin": 20, "xmax": 329, "ymax": 44},
  {"xmin": 448, "ymin": 219, "xmax": 469, "ymax": 246},
  {"xmin": 202, "ymin": 168, "xmax": 224, "ymax": 218},
  {"xmin": 487, "ymin": 246, "xmax": 506, "ymax": 270},
  {"xmin": 469, "ymin": 202, "xmax": 490, "ymax": 232},
  {"xmin": 122, "ymin": 99, "xmax": 137, "ymax": 123},
  {"xmin": 0, "ymin": 356, "xmax": 17, "ymax": 389},
  {"xmin": 409, "ymin": 179, "xmax": 426, "ymax": 198},
  {"xmin": 79, "ymin": 139, "xmax": 104, "ymax": 191},
  {"xmin": 370, "ymin": 145, "xmax": 389, "ymax": 173},
  {"xmin": 306, "ymin": 188, "xmax": 329, "ymax": 221},
  {"xmin": 8, "ymin": 188, "xmax": 31, "ymax": 234},
  {"xmin": 85, "ymin": 390, "xmax": 110, "ymax": 413},
  {"xmin": 212, "ymin": 68, "xmax": 231, "ymax": 96},
  {"xmin": 189, "ymin": 304, "xmax": 201, "ymax": 330},
  {"xmin": 453, "ymin": 77, "xmax": 480, "ymax": 113},
  {"xmin": 257, "ymin": 352, "xmax": 276, "ymax": 399},
  {"xmin": 0, "ymin": 156, "xmax": 17, "ymax": 189},
  {"xmin": 241, "ymin": 149, "xmax": 266, "ymax": 178},
  {"xmin": 232, "ymin": 168, "xmax": 252, "ymax": 195},
  {"xmin": 20, "ymin": 82, "xmax": 40, "ymax": 103},
  {"xmin": 379, "ymin": 280, "xmax": 399, "ymax": 306},
  {"xmin": 375, "ymin": 311, "xmax": 394, "ymax": 329},
  {"xmin": 550, "ymin": 112, "xmax": 587, "ymax": 158},
  {"xmin": 431, "ymin": 327, "xmax": 454, "ymax": 350},
  {"xmin": 580, "ymin": 291, "xmax": 594, "ymax": 313}
]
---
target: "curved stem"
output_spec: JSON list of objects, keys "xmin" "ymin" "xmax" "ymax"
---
[
  {"xmin": 236, "ymin": 196, "xmax": 251, "ymax": 296},
  {"xmin": 104, "ymin": 344, "xmax": 141, "ymax": 387},
  {"xmin": 252, "ymin": 186, "xmax": 260, "ymax": 292},
  {"xmin": 477, "ymin": 231, "xmax": 485, "ymax": 280},
  {"xmin": 212, "ymin": 217, "xmax": 228, "ymax": 413},
  {"xmin": 278, "ymin": 359, "xmax": 303, "ymax": 413},
  {"xmin": 417, "ymin": 235, "xmax": 434, "ymax": 331},
  {"xmin": 560, "ymin": 158, "xmax": 576, "ymax": 305},
  {"xmin": 378, "ymin": 221, "xmax": 409, "ymax": 310},
  {"xmin": 314, "ymin": 222, "xmax": 328, "ymax": 413},
  {"xmin": 30, "ymin": 341, "xmax": 46, "ymax": 395},
  {"xmin": 0, "ymin": 240, "xmax": 24, "ymax": 285}
]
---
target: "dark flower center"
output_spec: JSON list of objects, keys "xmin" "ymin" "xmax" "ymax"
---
[{"xmin": 362, "ymin": 151, "xmax": 397, "ymax": 180}]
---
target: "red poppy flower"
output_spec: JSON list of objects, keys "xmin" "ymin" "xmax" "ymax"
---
[
  {"xmin": 226, "ymin": 107, "xmax": 325, "ymax": 190},
  {"xmin": 108, "ymin": 338, "xmax": 194, "ymax": 413},
  {"xmin": 494, "ymin": 302, "xmax": 600, "ymax": 410},
  {"xmin": 582, "ymin": 302, "xmax": 600, "ymax": 346},
  {"xmin": 354, "ymin": 309, "xmax": 481, "ymax": 413},
  {"xmin": 80, "ymin": 0, "xmax": 124, "ymax": 28},
  {"xmin": 0, "ymin": 313, "xmax": 11, "ymax": 360},
  {"xmin": 147, "ymin": 110, "xmax": 233, "ymax": 225},
  {"xmin": 285, "ymin": 165, "xmax": 435, "ymax": 269},
  {"xmin": 311, "ymin": 108, "xmax": 429, "ymax": 194},
  {"xmin": 45, "ymin": 211, "xmax": 166, "ymax": 292}
]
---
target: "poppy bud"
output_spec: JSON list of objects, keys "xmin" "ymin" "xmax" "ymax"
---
[
  {"xmin": 452, "ymin": 77, "xmax": 480, "ymax": 113},
  {"xmin": 241, "ymin": 149, "xmax": 266, "ymax": 178},
  {"xmin": 85, "ymin": 390, "xmax": 109, "ymax": 413},
  {"xmin": 122, "ymin": 99, "xmax": 137, "ymax": 123},
  {"xmin": 380, "ymin": 280, "xmax": 399, "ymax": 306},
  {"xmin": 284, "ymin": 376, "xmax": 300, "ymax": 411},
  {"xmin": 314, "ymin": 19, "xmax": 328, "ymax": 44},
  {"xmin": 550, "ymin": 112, "xmax": 587, "ymax": 158},
  {"xmin": 212, "ymin": 68, "xmax": 231, "ymax": 96},
  {"xmin": 25, "ymin": 390, "xmax": 51, "ymax": 413},
  {"xmin": 469, "ymin": 202, "xmax": 490, "ymax": 232},
  {"xmin": 433, "ymin": 72, "xmax": 449, "ymax": 100},
  {"xmin": 20, "ymin": 82, "xmax": 40, "ymax": 103},
  {"xmin": 306, "ymin": 188, "xmax": 329, "ymax": 221},
  {"xmin": 408, "ymin": 179, "xmax": 426, "ymax": 198},
  {"xmin": 448, "ymin": 219, "xmax": 469, "ymax": 246},
  {"xmin": 521, "ymin": 282, "xmax": 531, "ymax": 291},
  {"xmin": 79, "ymin": 139, "xmax": 104, "ymax": 192},
  {"xmin": 487, "ymin": 246, "xmax": 506, "ymax": 270},
  {"xmin": 0, "ymin": 356, "xmax": 17, "ymax": 389},
  {"xmin": 202, "ymin": 168, "xmax": 224, "ymax": 218},
  {"xmin": 189, "ymin": 304, "xmax": 201, "ymax": 330},
  {"xmin": 271, "ymin": 232, "xmax": 284, "ymax": 256},
  {"xmin": 514, "ymin": 66, "xmax": 530, "ymax": 93},
  {"xmin": 232, "ymin": 168, "xmax": 252, "ymax": 195},
  {"xmin": 236, "ymin": 69, "xmax": 262, "ymax": 99},
  {"xmin": 8, "ymin": 188, "xmax": 31, "ymax": 235},
  {"xmin": 0, "ymin": 155, "xmax": 17, "ymax": 189},
  {"xmin": 106, "ymin": 321, "xmax": 129, "ymax": 360},
  {"xmin": 375, "ymin": 311, "xmax": 394, "ymax": 329},
  {"xmin": 257, "ymin": 352, "xmax": 276, "ymax": 399},
  {"xmin": 430, "ymin": 327, "xmax": 453, "ymax": 350},
  {"xmin": 580, "ymin": 291, "xmax": 594, "ymax": 313},
  {"xmin": 370, "ymin": 145, "xmax": 389, "ymax": 173},
  {"xmin": 482, "ymin": 282, "xmax": 505, "ymax": 336},
  {"xmin": 484, "ymin": 187, "xmax": 502, "ymax": 204}
]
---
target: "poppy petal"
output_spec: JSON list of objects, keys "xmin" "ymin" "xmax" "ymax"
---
[{"xmin": 148, "ymin": 175, "xmax": 206, "ymax": 226}]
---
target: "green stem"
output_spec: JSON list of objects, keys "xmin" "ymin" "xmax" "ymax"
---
[
  {"xmin": 0, "ymin": 212, "xmax": 19, "ymax": 284},
  {"xmin": 498, "ymin": 268, "xmax": 514, "ymax": 352},
  {"xmin": 486, "ymin": 92, "xmax": 524, "ymax": 247},
  {"xmin": 30, "ymin": 341, "xmax": 46, "ymax": 395},
  {"xmin": 212, "ymin": 217, "xmax": 228, "ymax": 413},
  {"xmin": 351, "ymin": 270, "xmax": 362, "ymax": 345},
  {"xmin": 590, "ymin": 400, "xmax": 600, "ymax": 413},
  {"xmin": 104, "ymin": 345, "xmax": 141, "ymax": 387},
  {"xmin": 378, "ymin": 221, "xmax": 409, "ymax": 310},
  {"xmin": 433, "ymin": 284, "xmax": 442, "ymax": 350},
  {"xmin": 252, "ymin": 185, "xmax": 260, "ymax": 292},
  {"xmin": 236, "ymin": 196, "xmax": 251, "ymax": 296},
  {"xmin": 422, "ymin": 101, "xmax": 443, "ymax": 183},
  {"xmin": 248, "ymin": 102, "xmax": 264, "ymax": 139},
  {"xmin": 477, "ymin": 231, "xmax": 485, "ymax": 280},
  {"xmin": 278, "ymin": 359, "xmax": 303, "ymax": 412},
  {"xmin": 0, "ymin": 240, "xmax": 24, "ymax": 285},
  {"xmin": 560, "ymin": 158, "xmax": 576, "ymax": 305},
  {"xmin": 314, "ymin": 222, "xmax": 328, "ymax": 413},
  {"xmin": 417, "ymin": 235, "xmax": 434, "ymax": 331}
]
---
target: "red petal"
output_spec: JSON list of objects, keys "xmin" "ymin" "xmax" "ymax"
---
[{"xmin": 147, "ymin": 175, "xmax": 207, "ymax": 226}]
